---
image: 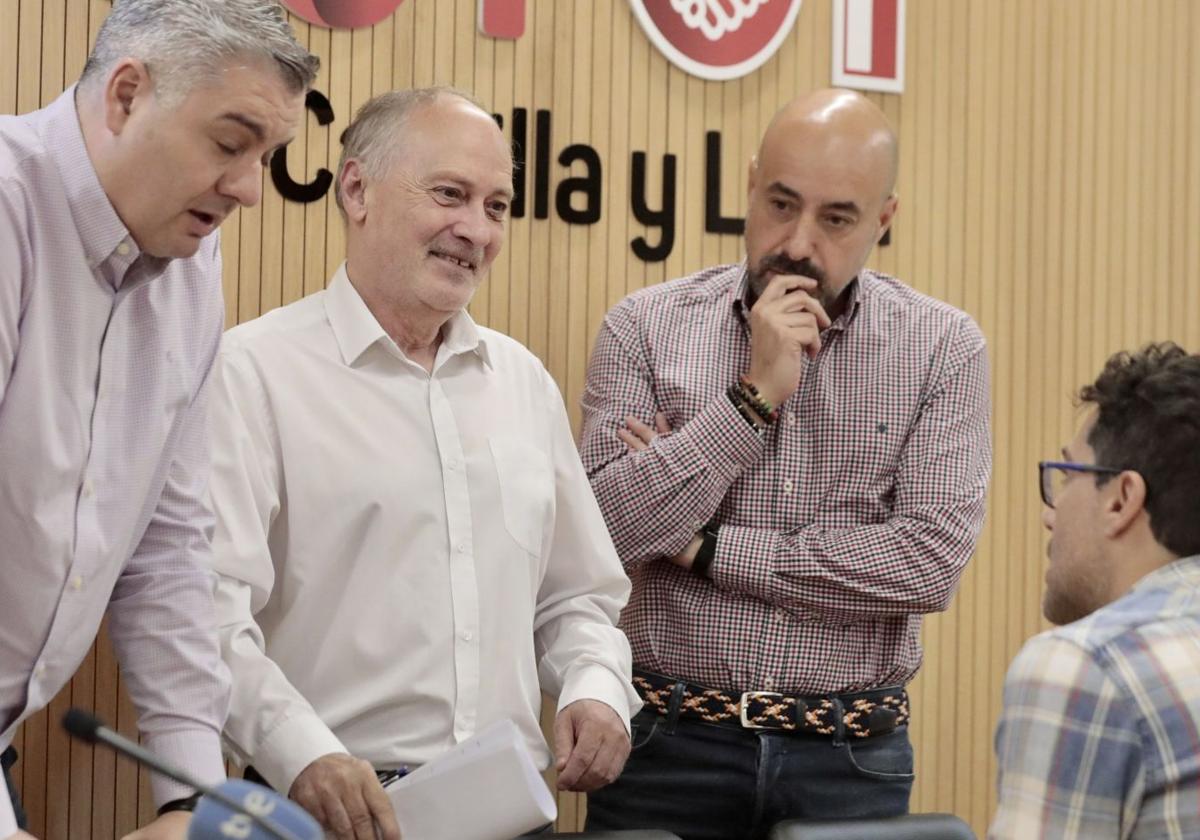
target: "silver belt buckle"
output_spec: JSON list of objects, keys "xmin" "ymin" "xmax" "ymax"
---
[{"xmin": 739, "ymin": 690, "xmax": 785, "ymax": 729}]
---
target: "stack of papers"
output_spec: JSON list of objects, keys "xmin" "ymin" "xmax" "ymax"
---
[{"xmin": 384, "ymin": 719, "xmax": 558, "ymax": 840}]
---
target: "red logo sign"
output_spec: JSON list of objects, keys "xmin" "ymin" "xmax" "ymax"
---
[
  {"xmin": 478, "ymin": 0, "xmax": 525, "ymax": 39},
  {"xmin": 280, "ymin": 0, "xmax": 406, "ymax": 29},
  {"xmin": 628, "ymin": 0, "xmax": 804, "ymax": 80}
]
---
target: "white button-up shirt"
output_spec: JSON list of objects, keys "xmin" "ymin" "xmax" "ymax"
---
[
  {"xmin": 0, "ymin": 87, "xmax": 230, "ymax": 833},
  {"xmin": 210, "ymin": 264, "xmax": 639, "ymax": 791}
]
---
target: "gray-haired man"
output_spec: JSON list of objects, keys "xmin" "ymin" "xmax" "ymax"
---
[
  {"xmin": 0, "ymin": 2, "xmax": 317, "ymax": 837},
  {"xmin": 208, "ymin": 87, "xmax": 639, "ymax": 840}
]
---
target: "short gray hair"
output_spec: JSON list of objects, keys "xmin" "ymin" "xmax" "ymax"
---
[
  {"xmin": 334, "ymin": 86, "xmax": 490, "ymax": 215},
  {"xmin": 80, "ymin": 0, "xmax": 319, "ymax": 103}
]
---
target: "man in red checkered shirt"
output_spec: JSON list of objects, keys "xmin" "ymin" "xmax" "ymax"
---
[{"xmin": 580, "ymin": 89, "xmax": 992, "ymax": 839}]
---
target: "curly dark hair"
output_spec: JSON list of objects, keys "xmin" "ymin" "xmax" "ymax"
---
[{"xmin": 1080, "ymin": 342, "xmax": 1200, "ymax": 557}]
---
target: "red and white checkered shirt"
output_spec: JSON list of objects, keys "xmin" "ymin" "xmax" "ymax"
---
[{"xmin": 580, "ymin": 263, "xmax": 991, "ymax": 695}]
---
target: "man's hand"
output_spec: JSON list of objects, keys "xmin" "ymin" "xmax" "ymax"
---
[
  {"xmin": 289, "ymin": 753, "xmax": 401, "ymax": 840},
  {"xmin": 746, "ymin": 273, "xmax": 832, "ymax": 407},
  {"xmin": 119, "ymin": 811, "xmax": 189, "ymax": 840},
  {"xmin": 7, "ymin": 831, "xmax": 37, "ymax": 840},
  {"xmin": 553, "ymin": 699, "xmax": 631, "ymax": 792},
  {"xmin": 618, "ymin": 412, "xmax": 672, "ymax": 452},
  {"xmin": 666, "ymin": 532, "xmax": 703, "ymax": 571}
]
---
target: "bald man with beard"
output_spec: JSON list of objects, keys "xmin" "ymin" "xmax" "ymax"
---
[{"xmin": 579, "ymin": 90, "xmax": 993, "ymax": 839}]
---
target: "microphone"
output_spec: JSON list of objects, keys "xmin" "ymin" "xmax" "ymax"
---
[
  {"xmin": 190, "ymin": 779, "xmax": 323, "ymax": 840},
  {"xmin": 62, "ymin": 708, "xmax": 320, "ymax": 840}
]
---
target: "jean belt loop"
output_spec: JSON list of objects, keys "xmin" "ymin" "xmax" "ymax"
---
[
  {"xmin": 830, "ymin": 697, "xmax": 846, "ymax": 746},
  {"xmin": 664, "ymin": 681, "xmax": 686, "ymax": 735}
]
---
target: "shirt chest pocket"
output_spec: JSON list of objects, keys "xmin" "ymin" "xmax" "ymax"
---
[{"xmin": 488, "ymin": 437, "xmax": 554, "ymax": 558}]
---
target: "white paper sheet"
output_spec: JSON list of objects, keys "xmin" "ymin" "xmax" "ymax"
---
[{"xmin": 383, "ymin": 718, "xmax": 557, "ymax": 840}]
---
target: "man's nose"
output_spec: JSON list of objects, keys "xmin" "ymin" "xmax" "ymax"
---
[{"xmin": 219, "ymin": 158, "xmax": 264, "ymax": 208}]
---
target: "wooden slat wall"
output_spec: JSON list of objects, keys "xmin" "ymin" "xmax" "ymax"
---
[{"xmin": 3, "ymin": 0, "xmax": 1199, "ymax": 836}]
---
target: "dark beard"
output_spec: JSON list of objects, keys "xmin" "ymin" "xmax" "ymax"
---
[{"xmin": 747, "ymin": 255, "xmax": 828, "ymax": 308}]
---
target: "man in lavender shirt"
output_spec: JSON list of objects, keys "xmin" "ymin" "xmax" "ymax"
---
[{"xmin": 0, "ymin": 2, "xmax": 316, "ymax": 837}]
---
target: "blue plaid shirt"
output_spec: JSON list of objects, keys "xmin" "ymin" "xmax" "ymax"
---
[{"xmin": 990, "ymin": 555, "xmax": 1200, "ymax": 839}]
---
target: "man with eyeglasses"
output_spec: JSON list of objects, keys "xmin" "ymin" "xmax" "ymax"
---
[{"xmin": 989, "ymin": 343, "xmax": 1200, "ymax": 839}]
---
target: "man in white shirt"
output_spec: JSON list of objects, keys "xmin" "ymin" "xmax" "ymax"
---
[{"xmin": 208, "ymin": 87, "xmax": 640, "ymax": 839}]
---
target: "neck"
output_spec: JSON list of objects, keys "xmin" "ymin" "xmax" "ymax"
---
[
  {"xmin": 346, "ymin": 265, "xmax": 449, "ymax": 373},
  {"xmin": 75, "ymin": 87, "xmax": 114, "ymax": 193},
  {"xmin": 1107, "ymin": 533, "xmax": 1179, "ymax": 601}
]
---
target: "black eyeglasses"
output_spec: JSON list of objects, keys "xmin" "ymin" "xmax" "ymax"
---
[{"xmin": 1038, "ymin": 460, "xmax": 1123, "ymax": 508}]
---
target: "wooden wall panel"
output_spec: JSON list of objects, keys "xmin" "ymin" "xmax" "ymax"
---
[{"xmin": 3, "ymin": 0, "xmax": 1199, "ymax": 836}]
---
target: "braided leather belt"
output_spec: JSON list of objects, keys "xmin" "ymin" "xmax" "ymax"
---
[{"xmin": 633, "ymin": 670, "xmax": 909, "ymax": 739}]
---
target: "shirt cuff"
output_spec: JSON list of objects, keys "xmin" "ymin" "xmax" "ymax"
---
[
  {"xmin": 141, "ymin": 729, "xmax": 226, "ymax": 812},
  {"xmin": 251, "ymin": 711, "xmax": 349, "ymax": 794},
  {"xmin": 681, "ymin": 392, "xmax": 765, "ymax": 482},
  {"xmin": 0, "ymin": 785, "xmax": 15, "ymax": 839},
  {"xmin": 709, "ymin": 524, "xmax": 782, "ymax": 599},
  {"xmin": 557, "ymin": 664, "xmax": 644, "ymax": 735}
]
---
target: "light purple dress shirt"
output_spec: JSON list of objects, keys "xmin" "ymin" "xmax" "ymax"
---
[{"xmin": 0, "ymin": 86, "xmax": 230, "ymax": 833}]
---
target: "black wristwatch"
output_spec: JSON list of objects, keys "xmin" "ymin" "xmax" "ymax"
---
[
  {"xmin": 157, "ymin": 791, "xmax": 202, "ymax": 815},
  {"xmin": 692, "ymin": 522, "xmax": 719, "ymax": 579}
]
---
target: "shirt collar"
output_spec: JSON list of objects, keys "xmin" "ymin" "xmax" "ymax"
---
[
  {"xmin": 324, "ymin": 262, "xmax": 492, "ymax": 370},
  {"xmin": 732, "ymin": 261, "xmax": 869, "ymax": 331},
  {"xmin": 41, "ymin": 85, "xmax": 140, "ymax": 271},
  {"xmin": 1131, "ymin": 554, "xmax": 1200, "ymax": 594}
]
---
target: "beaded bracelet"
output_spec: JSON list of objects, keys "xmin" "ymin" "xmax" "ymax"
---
[
  {"xmin": 735, "ymin": 376, "xmax": 779, "ymax": 424},
  {"xmin": 726, "ymin": 384, "xmax": 767, "ymax": 431}
]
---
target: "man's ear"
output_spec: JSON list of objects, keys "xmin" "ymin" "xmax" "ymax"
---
[
  {"xmin": 103, "ymin": 58, "xmax": 153, "ymax": 136},
  {"xmin": 745, "ymin": 155, "xmax": 758, "ymax": 202},
  {"xmin": 338, "ymin": 159, "xmax": 369, "ymax": 224},
  {"xmin": 1100, "ymin": 470, "xmax": 1148, "ymax": 540},
  {"xmin": 877, "ymin": 193, "xmax": 898, "ymax": 244}
]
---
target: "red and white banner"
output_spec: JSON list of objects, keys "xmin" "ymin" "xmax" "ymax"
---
[
  {"xmin": 628, "ymin": 0, "xmax": 805, "ymax": 81},
  {"xmin": 280, "ymin": 0, "xmax": 406, "ymax": 28},
  {"xmin": 831, "ymin": 0, "xmax": 904, "ymax": 93}
]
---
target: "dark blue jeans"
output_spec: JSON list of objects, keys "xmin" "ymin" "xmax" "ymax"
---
[
  {"xmin": 1, "ymin": 746, "xmax": 27, "ymax": 831},
  {"xmin": 586, "ymin": 707, "xmax": 913, "ymax": 840}
]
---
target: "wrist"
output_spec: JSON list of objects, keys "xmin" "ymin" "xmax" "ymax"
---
[
  {"xmin": 742, "ymin": 373, "xmax": 788, "ymax": 410},
  {"xmin": 692, "ymin": 523, "xmax": 719, "ymax": 578},
  {"xmin": 729, "ymin": 377, "xmax": 779, "ymax": 426}
]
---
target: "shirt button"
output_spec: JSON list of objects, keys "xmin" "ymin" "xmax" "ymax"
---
[
  {"xmin": 774, "ymin": 609, "xmax": 786, "ymax": 623},
  {"xmin": 34, "ymin": 663, "xmax": 46, "ymax": 678},
  {"xmin": 782, "ymin": 479, "xmax": 794, "ymax": 495},
  {"xmin": 71, "ymin": 576, "xmax": 84, "ymax": 591},
  {"xmin": 763, "ymin": 676, "xmax": 776, "ymax": 690},
  {"xmin": 446, "ymin": 458, "xmax": 459, "ymax": 470},
  {"xmin": 116, "ymin": 241, "xmax": 131, "ymax": 257},
  {"xmin": 461, "ymin": 630, "xmax": 473, "ymax": 642},
  {"xmin": 786, "ymin": 413, "xmax": 796, "ymax": 427},
  {"xmin": 81, "ymin": 480, "xmax": 95, "ymax": 499},
  {"xmin": 457, "ymin": 543, "xmax": 466, "ymax": 553}
]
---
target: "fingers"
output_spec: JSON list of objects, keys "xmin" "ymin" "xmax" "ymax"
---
[
  {"xmin": 757, "ymin": 272, "xmax": 819, "ymax": 304},
  {"xmin": 771, "ymin": 289, "xmax": 832, "ymax": 329},
  {"xmin": 552, "ymin": 708, "xmax": 575, "ymax": 773},
  {"xmin": 321, "ymin": 785, "xmax": 385, "ymax": 840},
  {"xmin": 617, "ymin": 427, "xmax": 646, "ymax": 452},
  {"xmin": 554, "ymin": 701, "xmax": 630, "ymax": 793},
  {"xmin": 556, "ymin": 720, "xmax": 602, "ymax": 791},
  {"xmin": 364, "ymin": 781, "xmax": 402, "ymax": 840},
  {"xmin": 290, "ymin": 754, "xmax": 396, "ymax": 840},
  {"xmin": 619, "ymin": 413, "xmax": 673, "ymax": 452}
]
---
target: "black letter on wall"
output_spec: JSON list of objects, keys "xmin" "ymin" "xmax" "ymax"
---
[
  {"xmin": 271, "ymin": 90, "xmax": 335, "ymax": 204},
  {"xmin": 630, "ymin": 151, "xmax": 677, "ymax": 262},
  {"xmin": 704, "ymin": 131, "xmax": 744, "ymax": 235},
  {"xmin": 555, "ymin": 144, "xmax": 602, "ymax": 225}
]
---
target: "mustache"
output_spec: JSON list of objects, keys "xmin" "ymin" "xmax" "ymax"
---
[{"xmin": 758, "ymin": 255, "xmax": 826, "ymax": 285}]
